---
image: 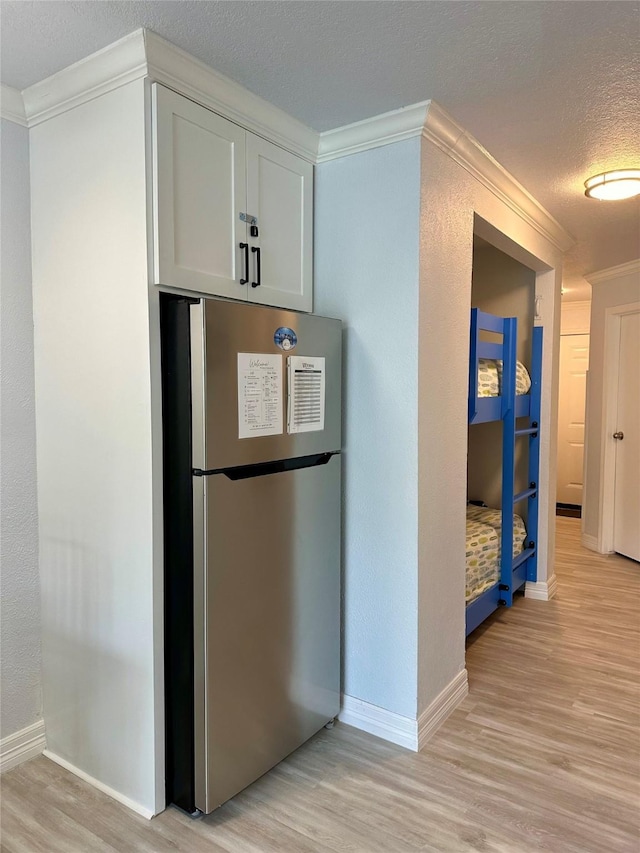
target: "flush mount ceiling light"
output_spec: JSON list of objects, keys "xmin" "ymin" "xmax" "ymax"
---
[{"xmin": 584, "ymin": 169, "xmax": 640, "ymax": 200}]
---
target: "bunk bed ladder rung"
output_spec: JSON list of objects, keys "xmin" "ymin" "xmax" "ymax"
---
[
  {"xmin": 515, "ymin": 423, "xmax": 538, "ymax": 437},
  {"xmin": 514, "ymin": 486, "xmax": 537, "ymax": 504},
  {"xmin": 512, "ymin": 547, "xmax": 535, "ymax": 571}
]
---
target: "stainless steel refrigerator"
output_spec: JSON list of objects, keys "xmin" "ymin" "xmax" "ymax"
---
[{"xmin": 160, "ymin": 296, "xmax": 341, "ymax": 815}]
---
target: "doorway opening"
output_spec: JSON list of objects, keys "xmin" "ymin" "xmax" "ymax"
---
[
  {"xmin": 463, "ymin": 215, "xmax": 564, "ymax": 650},
  {"xmin": 556, "ymin": 299, "xmax": 591, "ymax": 519}
]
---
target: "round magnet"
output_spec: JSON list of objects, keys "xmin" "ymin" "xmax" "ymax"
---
[{"xmin": 274, "ymin": 327, "xmax": 298, "ymax": 351}]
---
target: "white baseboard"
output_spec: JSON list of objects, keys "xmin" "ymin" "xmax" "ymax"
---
[
  {"xmin": 525, "ymin": 574, "xmax": 558, "ymax": 600},
  {"xmin": 43, "ymin": 750, "xmax": 154, "ymax": 819},
  {"xmin": 581, "ymin": 533, "xmax": 600, "ymax": 552},
  {"xmin": 417, "ymin": 669, "xmax": 468, "ymax": 751},
  {"xmin": 339, "ymin": 695, "xmax": 418, "ymax": 751},
  {"xmin": 340, "ymin": 670, "xmax": 469, "ymax": 753},
  {"xmin": 1, "ymin": 720, "xmax": 46, "ymax": 773}
]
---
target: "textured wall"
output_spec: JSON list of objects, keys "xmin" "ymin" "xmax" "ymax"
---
[
  {"xmin": 315, "ymin": 132, "xmax": 564, "ymax": 724},
  {"xmin": 0, "ymin": 118, "xmax": 43, "ymax": 739},
  {"xmin": 315, "ymin": 139, "xmax": 420, "ymax": 719},
  {"xmin": 417, "ymin": 139, "xmax": 563, "ymax": 713}
]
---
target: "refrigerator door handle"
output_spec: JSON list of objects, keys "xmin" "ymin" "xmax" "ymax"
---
[{"xmin": 193, "ymin": 451, "xmax": 338, "ymax": 480}]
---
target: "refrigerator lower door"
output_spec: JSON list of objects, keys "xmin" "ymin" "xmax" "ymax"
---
[{"xmin": 193, "ymin": 453, "xmax": 341, "ymax": 814}]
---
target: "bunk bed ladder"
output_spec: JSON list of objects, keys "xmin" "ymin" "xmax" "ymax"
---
[
  {"xmin": 499, "ymin": 318, "xmax": 517, "ymax": 607},
  {"xmin": 467, "ymin": 309, "xmax": 543, "ymax": 632},
  {"xmin": 502, "ymin": 322, "xmax": 544, "ymax": 604},
  {"xmin": 524, "ymin": 326, "xmax": 544, "ymax": 584}
]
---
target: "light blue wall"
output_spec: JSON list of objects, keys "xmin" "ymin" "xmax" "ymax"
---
[
  {"xmin": 314, "ymin": 138, "xmax": 420, "ymax": 718},
  {"xmin": 0, "ymin": 118, "xmax": 43, "ymax": 739}
]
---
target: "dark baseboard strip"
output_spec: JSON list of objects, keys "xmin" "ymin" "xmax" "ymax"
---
[{"xmin": 556, "ymin": 502, "xmax": 581, "ymax": 519}]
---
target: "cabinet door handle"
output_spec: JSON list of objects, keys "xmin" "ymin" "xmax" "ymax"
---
[
  {"xmin": 239, "ymin": 243, "xmax": 249, "ymax": 284},
  {"xmin": 251, "ymin": 246, "xmax": 261, "ymax": 288}
]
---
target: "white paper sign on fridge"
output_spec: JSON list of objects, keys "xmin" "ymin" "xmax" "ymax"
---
[
  {"xmin": 237, "ymin": 353, "xmax": 283, "ymax": 439},
  {"xmin": 287, "ymin": 356, "xmax": 326, "ymax": 434}
]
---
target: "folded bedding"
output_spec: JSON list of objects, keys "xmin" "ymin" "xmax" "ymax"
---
[
  {"xmin": 465, "ymin": 505, "xmax": 527, "ymax": 604},
  {"xmin": 477, "ymin": 359, "xmax": 531, "ymax": 397}
]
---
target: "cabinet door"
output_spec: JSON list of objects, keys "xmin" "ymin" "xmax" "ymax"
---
[
  {"xmin": 153, "ymin": 84, "xmax": 248, "ymax": 300},
  {"xmin": 246, "ymin": 135, "xmax": 313, "ymax": 312}
]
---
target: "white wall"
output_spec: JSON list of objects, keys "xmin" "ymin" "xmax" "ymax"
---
[
  {"xmin": 417, "ymin": 140, "xmax": 564, "ymax": 711},
  {"xmin": 468, "ymin": 245, "xmax": 536, "ymax": 509},
  {"xmin": 315, "ymin": 129, "xmax": 564, "ymax": 727},
  {"xmin": 560, "ymin": 300, "xmax": 591, "ymax": 336},
  {"xmin": 315, "ymin": 138, "xmax": 420, "ymax": 719},
  {"xmin": 471, "ymin": 244, "xmax": 536, "ymax": 364},
  {"xmin": 0, "ymin": 118, "xmax": 43, "ymax": 740},
  {"xmin": 30, "ymin": 80, "xmax": 161, "ymax": 816},
  {"xmin": 583, "ymin": 262, "xmax": 640, "ymax": 545}
]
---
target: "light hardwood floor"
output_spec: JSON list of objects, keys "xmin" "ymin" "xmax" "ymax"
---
[{"xmin": 2, "ymin": 518, "xmax": 638, "ymax": 852}]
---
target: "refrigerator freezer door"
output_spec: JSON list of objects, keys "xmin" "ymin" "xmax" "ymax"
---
[
  {"xmin": 193, "ymin": 454, "xmax": 341, "ymax": 814},
  {"xmin": 191, "ymin": 299, "xmax": 341, "ymax": 471}
]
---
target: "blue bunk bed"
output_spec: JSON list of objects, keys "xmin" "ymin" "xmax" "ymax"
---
[{"xmin": 466, "ymin": 308, "xmax": 543, "ymax": 636}]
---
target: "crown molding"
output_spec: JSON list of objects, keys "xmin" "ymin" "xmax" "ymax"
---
[
  {"xmin": 18, "ymin": 28, "xmax": 318, "ymax": 161},
  {"xmin": 421, "ymin": 102, "xmax": 574, "ymax": 253},
  {"xmin": 22, "ymin": 30, "xmax": 147, "ymax": 127},
  {"xmin": 585, "ymin": 259, "xmax": 640, "ymax": 285},
  {"xmin": 317, "ymin": 101, "xmax": 430, "ymax": 163},
  {"xmin": 0, "ymin": 84, "xmax": 27, "ymax": 126},
  {"xmin": 318, "ymin": 100, "xmax": 573, "ymax": 253},
  {"xmin": 144, "ymin": 31, "xmax": 318, "ymax": 162}
]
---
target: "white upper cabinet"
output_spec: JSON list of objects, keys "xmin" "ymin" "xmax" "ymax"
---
[
  {"xmin": 246, "ymin": 135, "xmax": 313, "ymax": 312},
  {"xmin": 153, "ymin": 84, "xmax": 248, "ymax": 301},
  {"xmin": 152, "ymin": 84, "xmax": 313, "ymax": 312}
]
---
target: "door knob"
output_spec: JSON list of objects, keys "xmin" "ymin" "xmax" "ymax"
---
[{"xmin": 613, "ymin": 431, "xmax": 624, "ymax": 440}]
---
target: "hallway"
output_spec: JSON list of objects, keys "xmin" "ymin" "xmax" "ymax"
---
[
  {"xmin": 1, "ymin": 518, "xmax": 638, "ymax": 852},
  {"xmin": 458, "ymin": 516, "xmax": 640, "ymax": 850}
]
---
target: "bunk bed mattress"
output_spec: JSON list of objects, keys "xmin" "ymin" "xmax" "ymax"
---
[
  {"xmin": 465, "ymin": 506, "xmax": 527, "ymax": 604},
  {"xmin": 477, "ymin": 359, "xmax": 531, "ymax": 397},
  {"xmin": 466, "ymin": 505, "xmax": 527, "ymax": 549},
  {"xmin": 465, "ymin": 519, "xmax": 501, "ymax": 603}
]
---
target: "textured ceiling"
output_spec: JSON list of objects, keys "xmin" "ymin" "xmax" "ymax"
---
[{"xmin": 2, "ymin": 1, "xmax": 639, "ymax": 299}]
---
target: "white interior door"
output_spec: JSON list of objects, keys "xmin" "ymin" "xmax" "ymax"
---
[
  {"xmin": 613, "ymin": 312, "xmax": 640, "ymax": 561},
  {"xmin": 556, "ymin": 334, "xmax": 589, "ymax": 506},
  {"xmin": 246, "ymin": 134, "xmax": 313, "ymax": 312},
  {"xmin": 152, "ymin": 84, "xmax": 248, "ymax": 299}
]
